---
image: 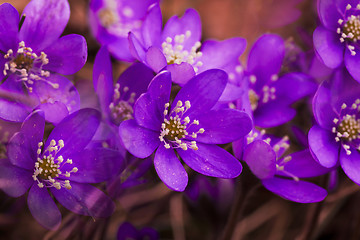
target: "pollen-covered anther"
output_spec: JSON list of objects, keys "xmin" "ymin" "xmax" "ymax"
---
[
  {"xmin": 248, "ymin": 89, "xmax": 259, "ymax": 111},
  {"xmin": 3, "ymin": 41, "xmax": 51, "ymax": 92},
  {"xmin": 159, "ymin": 100, "xmax": 204, "ymax": 150},
  {"xmin": 161, "ymin": 31, "xmax": 203, "ymax": 72},
  {"xmin": 32, "ymin": 139, "xmax": 76, "ymax": 190}
]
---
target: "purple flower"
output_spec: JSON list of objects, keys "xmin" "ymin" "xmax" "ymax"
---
[
  {"xmin": 0, "ymin": 0, "xmax": 86, "ymax": 122},
  {"xmin": 0, "ymin": 109, "xmax": 124, "ymax": 229},
  {"xmin": 314, "ymin": 0, "xmax": 360, "ymax": 81},
  {"xmin": 117, "ymin": 222, "xmax": 158, "ymax": 240},
  {"xmin": 128, "ymin": 6, "xmax": 246, "ymax": 85},
  {"xmin": 309, "ymin": 68, "xmax": 360, "ymax": 184},
  {"xmin": 243, "ymin": 136, "xmax": 329, "ymax": 203},
  {"xmin": 88, "ymin": 0, "xmax": 159, "ymax": 62},
  {"xmin": 235, "ymin": 34, "xmax": 317, "ymax": 128},
  {"xmin": 94, "ymin": 46, "xmax": 154, "ymax": 127},
  {"xmin": 119, "ymin": 70, "xmax": 252, "ymax": 191}
]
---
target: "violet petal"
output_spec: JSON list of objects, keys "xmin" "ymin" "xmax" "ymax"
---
[
  {"xmin": 119, "ymin": 119, "xmax": 160, "ymax": 158},
  {"xmin": 51, "ymin": 182, "xmax": 114, "ymax": 218},
  {"xmin": 262, "ymin": 178, "xmax": 327, "ymax": 203},
  {"xmin": 243, "ymin": 140, "xmax": 276, "ymax": 179},
  {"xmin": 28, "ymin": 184, "xmax": 61, "ymax": 230},
  {"xmin": 19, "ymin": 0, "xmax": 70, "ymax": 51},
  {"xmin": 154, "ymin": 144, "xmax": 188, "ymax": 191},
  {"xmin": 308, "ymin": 125, "xmax": 340, "ymax": 168},
  {"xmin": 177, "ymin": 143, "xmax": 242, "ymax": 178}
]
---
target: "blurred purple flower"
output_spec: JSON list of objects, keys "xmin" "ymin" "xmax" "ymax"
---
[
  {"xmin": 243, "ymin": 136, "xmax": 329, "ymax": 203},
  {"xmin": 93, "ymin": 46, "xmax": 154, "ymax": 127},
  {"xmin": 309, "ymin": 68, "xmax": 360, "ymax": 185},
  {"xmin": 88, "ymin": 0, "xmax": 159, "ymax": 62},
  {"xmin": 128, "ymin": 6, "xmax": 246, "ymax": 85},
  {"xmin": 119, "ymin": 70, "xmax": 252, "ymax": 191},
  {"xmin": 0, "ymin": 109, "xmax": 124, "ymax": 229},
  {"xmin": 236, "ymin": 34, "xmax": 317, "ymax": 128},
  {"xmin": 314, "ymin": 0, "xmax": 360, "ymax": 81},
  {"xmin": 0, "ymin": 0, "xmax": 86, "ymax": 123},
  {"xmin": 117, "ymin": 222, "xmax": 158, "ymax": 240}
]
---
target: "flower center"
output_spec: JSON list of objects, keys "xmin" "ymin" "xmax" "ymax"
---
[
  {"xmin": 342, "ymin": 15, "xmax": 360, "ymax": 42},
  {"xmin": 337, "ymin": 4, "xmax": 360, "ymax": 56},
  {"xmin": 109, "ymin": 83, "xmax": 135, "ymax": 125},
  {"xmin": 32, "ymin": 139, "xmax": 78, "ymax": 189},
  {"xmin": 3, "ymin": 41, "xmax": 55, "ymax": 93},
  {"xmin": 161, "ymin": 31, "xmax": 203, "ymax": 72},
  {"xmin": 159, "ymin": 100, "xmax": 204, "ymax": 150},
  {"xmin": 332, "ymin": 101, "xmax": 360, "ymax": 155},
  {"xmin": 97, "ymin": 0, "xmax": 142, "ymax": 37}
]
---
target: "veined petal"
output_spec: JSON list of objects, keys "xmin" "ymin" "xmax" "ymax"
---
[
  {"xmin": 119, "ymin": 119, "xmax": 160, "ymax": 158},
  {"xmin": 177, "ymin": 143, "xmax": 242, "ymax": 178},
  {"xmin": 51, "ymin": 182, "xmax": 114, "ymax": 218},
  {"xmin": 45, "ymin": 108, "xmax": 101, "ymax": 159},
  {"xmin": 161, "ymin": 8, "xmax": 201, "ymax": 50},
  {"xmin": 154, "ymin": 144, "xmax": 188, "ymax": 191},
  {"xmin": 173, "ymin": 69, "xmax": 227, "ymax": 118},
  {"xmin": 8, "ymin": 110, "xmax": 45, "ymax": 170},
  {"xmin": 43, "ymin": 34, "xmax": 87, "ymax": 75},
  {"xmin": 344, "ymin": 49, "xmax": 360, "ymax": 83},
  {"xmin": 134, "ymin": 71, "xmax": 171, "ymax": 131},
  {"xmin": 93, "ymin": 46, "xmax": 114, "ymax": 119},
  {"xmin": 0, "ymin": 98, "xmax": 32, "ymax": 122},
  {"xmin": 36, "ymin": 102, "xmax": 68, "ymax": 125},
  {"xmin": 0, "ymin": 3, "xmax": 19, "ymax": 52},
  {"xmin": 128, "ymin": 32, "xmax": 146, "ymax": 62},
  {"xmin": 312, "ymin": 80, "xmax": 338, "ymax": 130},
  {"xmin": 166, "ymin": 62, "xmax": 195, "ymax": 86},
  {"xmin": 193, "ymin": 109, "xmax": 252, "ymax": 144},
  {"xmin": 145, "ymin": 47, "xmax": 167, "ymax": 73},
  {"xmin": 117, "ymin": 62, "xmax": 155, "ymax": 101},
  {"xmin": 313, "ymin": 26, "xmax": 344, "ymax": 69},
  {"xmin": 243, "ymin": 140, "xmax": 276, "ymax": 179},
  {"xmin": 19, "ymin": 0, "xmax": 70, "ymax": 51},
  {"xmin": 142, "ymin": 3, "xmax": 162, "ymax": 48},
  {"xmin": 28, "ymin": 184, "xmax": 61, "ymax": 230},
  {"xmin": 262, "ymin": 178, "xmax": 327, "ymax": 203},
  {"xmin": 277, "ymin": 150, "xmax": 332, "ymax": 178},
  {"xmin": 308, "ymin": 125, "xmax": 340, "ymax": 168},
  {"xmin": 318, "ymin": 0, "xmax": 342, "ymax": 30},
  {"xmin": 0, "ymin": 160, "xmax": 32, "ymax": 197},
  {"xmin": 340, "ymin": 148, "xmax": 360, "ymax": 185},
  {"xmin": 272, "ymin": 73, "xmax": 317, "ymax": 105},
  {"xmin": 198, "ymin": 37, "xmax": 247, "ymax": 72},
  {"xmin": 254, "ymin": 100, "xmax": 296, "ymax": 128},
  {"xmin": 247, "ymin": 34, "xmax": 284, "ymax": 92},
  {"xmin": 64, "ymin": 148, "xmax": 125, "ymax": 183}
]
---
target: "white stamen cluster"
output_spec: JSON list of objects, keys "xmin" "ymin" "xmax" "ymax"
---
[
  {"xmin": 3, "ymin": 41, "xmax": 54, "ymax": 93},
  {"xmin": 337, "ymin": 4, "xmax": 360, "ymax": 56},
  {"xmin": 159, "ymin": 100, "xmax": 204, "ymax": 151},
  {"xmin": 33, "ymin": 139, "xmax": 78, "ymax": 190},
  {"xmin": 109, "ymin": 83, "xmax": 135, "ymax": 124},
  {"xmin": 332, "ymin": 100, "xmax": 360, "ymax": 155},
  {"xmin": 272, "ymin": 136, "xmax": 299, "ymax": 181},
  {"xmin": 246, "ymin": 129, "xmax": 266, "ymax": 144},
  {"xmin": 262, "ymin": 85, "xmax": 276, "ymax": 103},
  {"xmin": 97, "ymin": 0, "xmax": 141, "ymax": 37},
  {"xmin": 161, "ymin": 31, "xmax": 203, "ymax": 72}
]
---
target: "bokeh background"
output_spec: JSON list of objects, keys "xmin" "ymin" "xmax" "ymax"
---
[{"xmin": 0, "ymin": 0, "xmax": 359, "ymax": 239}]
